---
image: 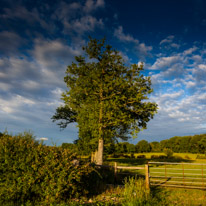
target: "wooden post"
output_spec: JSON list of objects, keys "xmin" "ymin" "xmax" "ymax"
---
[
  {"xmin": 114, "ymin": 162, "xmax": 117, "ymax": 184},
  {"xmin": 96, "ymin": 139, "xmax": 104, "ymax": 165},
  {"xmin": 145, "ymin": 164, "xmax": 150, "ymax": 190}
]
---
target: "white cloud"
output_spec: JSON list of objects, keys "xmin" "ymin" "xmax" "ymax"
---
[
  {"xmin": 150, "ymin": 56, "xmax": 181, "ymax": 70},
  {"xmin": 0, "ymin": 31, "xmax": 22, "ymax": 55},
  {"xmin": 171, "ymin": 43, "xmax": 180, "ymax": 49},
  {"xmin": 138, "ymin": 43, "xmax": 153, "ymax": 55},
  {"xmin": 159, "ymin": 35, "xmax": 180, "ymax": 50},
  {"xmin": 84, "ymin": 0, "xmax": 105, "ymax": 13},
  {"xmin": 32, "ymin": 38, "xmax": 82, "ymax": 86},
  {"xmin": 114, "ymin": 26, "xmax": 139, "ymax": 43},
  {"xmin": 0, "ymin": 82, "xmax": 11, "ymax": 91},
  {"xmin": 114, "ymin": 26, "xmax": 152, "ymax": 58},
  {"xmin": 191, "ymin": 55, "xmax": 202, "ymax": 62},
  {"xmin": 1, "ymin": 5, "xmax": 54, "ymax": 32},
  {"xmin": 0, "ymin": 95, "xmax": 35, "ymax": 114},
  {"xmin": 36, "ymin": 137, "xmax": 48, "ymax": 141},
  {"xmin": 160, "ymin": 35, "xmax": 174, "ymax": 45},
  {"xmin": 198, "ymin": 64, "xmax": 206, "ymax": 70},
  {"xmin": 69, "ymin": 16, "xmax": 104, "ymax": 34},
  {"xmin": 54, "ymin": 1, "xmax": 104, "ymax": 36},
  {"xmin": 118, "ymin": 51, "xmax": 130, "ymax": 63},
  {"xmin": 185, "ymin": 81, "xmax": 196, "ymax": 88},
  {"xmin": 183, "ymin": 47, "xmax": 197, "ymax": 55}
]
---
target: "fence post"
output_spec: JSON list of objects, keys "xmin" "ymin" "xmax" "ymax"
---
[
  {"xmin": 145, "ymin": 164, "xmax": 150, "ymax": 190},
  {"xmin": 114, "ymin": 162, "xmax": 117, "ymax": 184},
  {"xmin": 114, "ymin": 162, "xmax": 117, "ymax": 176}
]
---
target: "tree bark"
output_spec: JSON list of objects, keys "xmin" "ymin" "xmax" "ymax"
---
[{"xmin": 96, "ymin": 138, "xmax": 104, "ymax": 165}]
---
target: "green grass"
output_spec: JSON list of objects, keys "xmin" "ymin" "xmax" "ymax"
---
[{"xmin": 58, "ymin": 154, "xmax": 206, "ymax": 205}]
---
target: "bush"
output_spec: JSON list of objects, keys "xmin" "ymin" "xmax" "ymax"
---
[
  {"xmin": 130, "ymin": 153, "xmax": 135, "ymax": 158},
  {"xmin": 163, "ymin": 148, "xmax": 173, "ymax": 158},
  {"xmin": 174, "ymin": 155, "xmax": 183, "ymax": 160},
  {"xmin": 184, "ymin": 155, "xmax": 191, "ymax": 160},
  {"xmin": 0, "ymin": 132, "xmax": 100, "ymax": 205},
  {"xmin": 136, "ymin": 155, "xmax": 146, "ymax": 159},
  {"xmin": 123, "ymin": 154, "xmax": 130, "ymax": 158},
  {"xmin": 196, "ymin": 155, "xmax": 206, "ymax": 159},
  {"xmin": 158, "ymin": 155, "xmax": 167, "ymax": 159},
  {"xmin": 151, "ymin": 155, "xmax": 159, "ymax": 159}
]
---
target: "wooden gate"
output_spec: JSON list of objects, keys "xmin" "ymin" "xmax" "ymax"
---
[{"xmin": 148, "ymin": 162, "xmax": 206, "ymax": 190}]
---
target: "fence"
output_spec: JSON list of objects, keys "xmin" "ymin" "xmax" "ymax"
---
[
  {"xmin": 98, "ymin": 162, "xmax": 206, "ymax": 190},
  {"xmin": 96, "ymin": 162, "xmax": 149, "ymax": 188},
  {"xmin": 148, "ymin": 162, "xmax": 206, "ymax": 190}
]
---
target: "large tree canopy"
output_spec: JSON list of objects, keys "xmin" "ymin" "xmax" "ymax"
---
[{"xmin": 52, "ymin": 38, "xmax": 158, "ymax": 164}]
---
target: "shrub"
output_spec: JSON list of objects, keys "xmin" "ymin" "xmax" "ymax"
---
[
  {"xmin": 158, "ymin": 155, "xmax": 167, "ymax": 159},
  {"xmin": 130, "ymin": 153, "xmax": 135, "ymax": 158},
  {"xmin": 196, "ymin": 155, "xmax": 206, "ymax": 159},
  {"xmin": 184, "ymin": 155, "xmax": 191, "ymax": 160},
  {"xmin": 123, "ymin": 154, "xmax": 130, "ymax": 158},
  {"xmin": 136, "ymin": 155, "xmax": 146, "ymax": 159},
  {"xmin": 163, "ymin": 148, "xmax": 173, "ymax": 158},
  {"xmin": 174, "ymin": 155, "xmax": 183, "ymax": 160},
  {"xmin": 0, "ymin": 132, "xmax": 100, "ymax": 205},
  {"xmin": 151, "ymin": 155, "xmax": 159, "ymax": 159}
]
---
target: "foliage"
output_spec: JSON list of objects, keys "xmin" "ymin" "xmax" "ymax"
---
[
  {"xmin": 150, "ymin": 141, "xmax": 161, "ymax": 152},
  {"xmin": 0, "ymin": 132, "xmax": 100, "ymax": 205},
  {"xmin": 52, "ymin": 37, "xmax": 158, "ymax": 163},
  {"xmin": 121, "ymin": 177, "xmax": 160, "ymax": 206},
  {"xmin": 196, "ymin": 154, "xmax": 206, "ymax": 159},
  {"xmin": 61, "ymin": 133, "xmax": 206, "ymax": 157},
  {"xmin": 136, "ymin": 155, "xmax": 146, "ymax": 159},
  {"xmin": 160, "ymin": 134, "xmax": 206, "ymax": 153},
  {"xmin": 136, "ymin": 140, "xmax": 151, "ymax": 153},
  {"xmin": 163, "ymin": 148, "xmax": 173, "ymax": 158}
]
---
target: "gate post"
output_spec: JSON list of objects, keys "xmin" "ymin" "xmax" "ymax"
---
[{"xmin": 145, "ymin": 164, "xmax": 150, "ymax": 190}]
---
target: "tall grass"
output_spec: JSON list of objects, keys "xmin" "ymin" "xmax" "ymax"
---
[{"xmin": 121, "ymin": 177, "xmax": 166, "ymax": 206}]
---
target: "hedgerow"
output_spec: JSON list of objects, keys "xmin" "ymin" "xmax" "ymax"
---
[{"xmin": 0, "ymin": 132, "xmax": 100, "ymax": 205}]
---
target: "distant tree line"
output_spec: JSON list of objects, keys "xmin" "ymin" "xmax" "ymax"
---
[{"xmin": 62, "ymin": 134, "xmax": 206, "ymax": 155}]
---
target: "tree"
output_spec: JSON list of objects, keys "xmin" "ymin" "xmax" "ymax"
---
[
  {"xmin": 52, "ymin": 38, "xmax": 157, "ymax": 165},
  {"xmin": 150, "ymin": 141, "xmax": 160, "ymax": 152},
  {"xmin": 136, "ymin": 140, "xmax": 151, "ymax": 153}
]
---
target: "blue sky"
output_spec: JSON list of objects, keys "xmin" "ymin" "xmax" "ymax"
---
[{"xmin": 0, "ymin": 0, "xmax": 206, "ymax": 145}]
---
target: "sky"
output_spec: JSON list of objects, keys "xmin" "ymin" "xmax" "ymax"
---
[{"xmin": 0, "ymin": 0, "xmax": 206, "ymax": 145}]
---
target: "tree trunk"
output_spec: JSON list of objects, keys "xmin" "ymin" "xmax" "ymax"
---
[{"xmin": 96, "ymin": 138, "xmax": 104, "ymax": 165}]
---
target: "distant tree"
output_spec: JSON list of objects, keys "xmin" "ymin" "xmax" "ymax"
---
[
  {"xmin": 178, "ymin": 136, "xmax": 191, "ymax": 153},
  {"xmin": 189, "ymin": 135, "xmax": 202, "ymax": 153},
  {"xmin": 160, "ymin": 139, "xmax": 169, "ymax": 151},
  {"xmin": 136, "ymin": 140, "xmax": 151, "ymax": 153},
  {"xmin": 127, "ymin": 143, "xmax": 136, "ymax": 154},
  {"xmin": 163, "ymin": 148, "xmax": 173, "ymax": 158},
  {"xmin": 115, "ymin": 142, "xmax": 127, "ymax": 154},
  {"xmin": 52, "ymin": 38, "xmax": 157, "ymax": 165},
  {"xmin": 198, "ymin": 136, "xmax": 206, "ymax": 154},
  {"xmin": 150, "ymin": 141, "xmax": 160, "ymax": 152}
]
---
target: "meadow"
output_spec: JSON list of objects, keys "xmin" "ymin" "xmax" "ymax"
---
[{"xmin": 91, "ymin": 152, "xmax": 206, "ymax": 206}]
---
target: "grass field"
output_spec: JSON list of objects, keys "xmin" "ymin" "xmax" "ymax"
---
[{"xmin": 89, "ymin": 152, "xmax": 206, "ymax": 205}]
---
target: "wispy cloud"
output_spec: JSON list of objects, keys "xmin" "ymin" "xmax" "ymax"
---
[{"xmin": 114, "ymin": 26, "xmax": 152, "ymax": 59}]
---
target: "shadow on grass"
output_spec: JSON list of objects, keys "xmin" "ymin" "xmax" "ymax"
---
[
  {"xmin": 106, "ymin": 157, "xmax": 148, "ymax": 165},
  {"xmin": 106, "ymin": 156, "xmax": 194, "ymax": 165},
  {"xmin": 149, "ymin": 185, "xmax": 170, "ymax": 205}
]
